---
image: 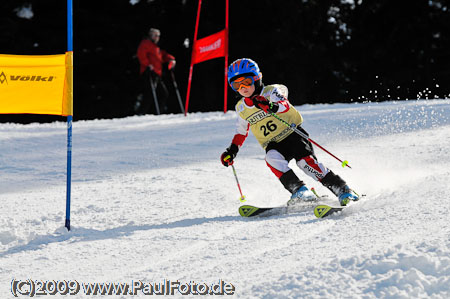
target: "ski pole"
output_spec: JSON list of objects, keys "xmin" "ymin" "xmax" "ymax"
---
[
  {"xmin": 148, "ymin": 72, "xmax": 160, "ymax": 115},
  {"xmin": 268, "ymin": 111, "xmax": 351, "ymax": 169},
  {"xmin": 170, "ymin": 70, "xmax": 186, "ymax": 114},
  {"xmin": 224, "ymin": 156, "xmax": 246, "ymax": 202}
]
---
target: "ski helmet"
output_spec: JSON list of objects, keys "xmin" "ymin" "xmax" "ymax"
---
[{"xmin": 227, "ymin": 58, "xmax": 262, "ymax": 86}]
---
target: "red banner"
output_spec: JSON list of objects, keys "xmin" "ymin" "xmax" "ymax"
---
[
  {"xmin": 185, "ymin": 0, "xmax": 229, "ymax": 115},
  {"xmin": 192, "ymin": 29, "xmax": 227, "ymax": 65}
]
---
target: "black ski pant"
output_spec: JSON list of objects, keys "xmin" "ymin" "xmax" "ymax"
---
[{"xmin": 140, "ymin": 69, "xmax": 169, "ymax": 114}]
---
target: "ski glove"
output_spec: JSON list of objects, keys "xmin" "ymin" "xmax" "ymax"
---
[
  {"xmin": 252, "ymin": 95, "xmax": 279, "ymax": 113},
  {"xmin": 221, "ymin": 143, "xmax": 239, "ymax": 167},
  {"xmin": 168, "ymin": 60, "xmax": 176, "ymax": 70}
]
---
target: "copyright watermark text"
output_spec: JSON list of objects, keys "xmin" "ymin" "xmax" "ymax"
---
[{"xmin": 11, "ymin": 279, "xmax": 236, "ymax": 296}]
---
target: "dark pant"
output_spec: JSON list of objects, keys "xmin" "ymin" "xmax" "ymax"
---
[
  {"xmin": 265, "ymin": 125, "xmax": 315, "ymax": 161},
  {"xmin": 138, "ymin": 69, "xmax": 169, "ymax": 115}
]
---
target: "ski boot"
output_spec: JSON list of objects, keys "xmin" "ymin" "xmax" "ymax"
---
[
  {"xmin": 338, "ymin": 185, "xmax": 359, "ymax": 206},
  {"xmin": 287, "ymin": 185, "xmax": 317, "ymax": 206},
  {"xmin": 320, "ymin": 171, "xmax": 359, "ymax": 206}
]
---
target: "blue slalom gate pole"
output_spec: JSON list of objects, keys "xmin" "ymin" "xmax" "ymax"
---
[
  {"xmin": 65, "ymin": 0, "xmax": 73, "ymax": 231},
  {"xmin": 65, "ymin": 116, "xmax": 72, "ymax": 231}
]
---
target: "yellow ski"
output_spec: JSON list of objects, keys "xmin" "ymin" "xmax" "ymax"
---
[
  {"xmin": 314, "ymin": 205, "xmax": 344, "ymax": 218},
  {"xmin": 239, "ymin": 205, "xmax": 277, "ymax": 217}
]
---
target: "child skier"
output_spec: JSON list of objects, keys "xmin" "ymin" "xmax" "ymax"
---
[{"xmin": 220, "ymin": 58, "xmax": 359, "ymax": 206}]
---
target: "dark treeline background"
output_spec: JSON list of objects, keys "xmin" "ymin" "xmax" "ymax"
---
[{"xmin": 1, "ymin": 0, "xmax": 450, "ymax": 123}]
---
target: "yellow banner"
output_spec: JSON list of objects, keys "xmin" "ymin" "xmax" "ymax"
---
[{"xmin": 0, "ymin": 52, "xmax": 73, "ymax": 116}]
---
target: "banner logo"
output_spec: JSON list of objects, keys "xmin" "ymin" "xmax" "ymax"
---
[
  {"xmin": 10, "ymin": 75, "xmax": 55, "ymax": 82},
  {"xmin": 199, "ymin": 38, "xmax": 222, "ymax": 54},
  {"xmin": 0, "ymin": 72, "xmax": 55, "ymax": 85},
  {"xmin": 0, "ymin": 71, "xmax": 7, "ymax": 85}
]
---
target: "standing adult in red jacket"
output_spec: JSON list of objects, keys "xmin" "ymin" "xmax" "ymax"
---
[{"xmin": 136, "ymin": 28, "xmax": 176, "ymax": 114}]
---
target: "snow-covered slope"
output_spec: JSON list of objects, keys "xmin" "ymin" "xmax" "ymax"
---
[{"xmin": 1, "ymin": 100, "xmax": 449, "ymax": 298}]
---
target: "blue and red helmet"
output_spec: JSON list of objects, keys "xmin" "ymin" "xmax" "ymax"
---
[{"xmin": 227, "ymin": 58, "xmax": 262, "ymax": 86}]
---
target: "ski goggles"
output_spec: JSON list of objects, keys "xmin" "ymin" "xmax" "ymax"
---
[{"xmin": 230, "ymin": 76, "xmax": 254, "ymax": 92}]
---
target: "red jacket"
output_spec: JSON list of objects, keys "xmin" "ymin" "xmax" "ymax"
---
[{"xmin": 137, "ymin": 38, "xmax": 175, "ymax": 76}]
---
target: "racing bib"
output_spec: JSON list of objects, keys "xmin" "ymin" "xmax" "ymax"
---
[{"xmin": 236, "ymin": 84, "xmax": 303, "ymax": 149}]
